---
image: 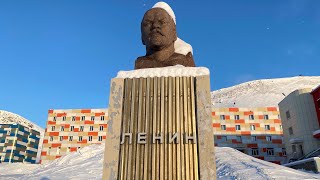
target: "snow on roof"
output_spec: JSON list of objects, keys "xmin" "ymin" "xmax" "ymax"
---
[{"xmin": 311, "ymin": 84, "xmax": 320, "ymax": 94}]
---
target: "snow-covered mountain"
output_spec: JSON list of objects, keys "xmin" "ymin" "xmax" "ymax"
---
[
  {"xmin": 0, "ymin": 144, "xmax": 319, "ymax": 179},
  {"xmin": 0, "ymin": 110, "xmax": 45, "ymax": 163},
  {"xmin": 211, "ymin": 76, "xmax": 320, "ymax": 108},
  {"xmin": 0, "ymin": 110, "xmax": 44, "ymax": 133}
]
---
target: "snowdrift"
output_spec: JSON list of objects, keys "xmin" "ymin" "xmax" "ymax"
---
[{"xmin": 1, "ymin": 144, "xmax": 319, "ymax": 180}]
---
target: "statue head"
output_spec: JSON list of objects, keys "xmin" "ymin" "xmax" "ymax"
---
[
  {"xmin": 135, "ymin": 2, "xmax": 195, "ymax": 69},
  {"xmin": 141, "ymin": 8, "xmax": 177, "ymax": 55}
]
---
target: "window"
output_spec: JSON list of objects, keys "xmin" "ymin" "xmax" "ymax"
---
[
  {"xmin": 80, "ymin": 126, "xmax": 84, "ymax": 132},
  {"xmin": 251, "ymin": 148, "xmax": 259, "ymax": 156},
  {"xmin": 50, "ymin": 136, "xmax": 53, "ymax": 141},
  {"xmin": 266, "ymin": 148, "xmax": 274, "ymax": 156},
  {"xmin": 51, "ymin": 126, "xmax": 55, "ymax": 131},
  {"xmin": 265, "ymin": 125, "xmax": 270, "ymax": 130},
  {"xmin": 59, "ymin": 136, "xmax": 63, "ymax": 141},
  {"xmin": 263, "ymin": 115, "xmax": 269, "ymax": 120},
  {"xmin": 101, "ymin": 116, "xmax": 105, "ymax": 121},
  {"xmin": 81, "ymin": 116, "xmax": 85, "ymax": 121},
  {"xmin": 235, "ymin": 125, "xmax": 241, "ymax": 130},
  {"xmin": 249, "ymin": 115, "xmax": 254, "ymax": 120},
  {"xmin": 282, "ymin": 148, "xmax": 287, "ymax": 156},
  {"xmin": 90, "ymin": 126, "xmax": 94, "ymax": 131},
  {"xmin": 234, "ymin": 115, "xmax": 240, "ymax": 120},
  {"xmin": 100, "ymin": 125, "xmax": 104, "ymax": 131},
  {"xmin": 62, "ymin": 116, "xmax": 66, "ymax": 121},
  {"xmin": 53, "ymin": 116, "xmax": 56, "ymax": 121},
  {"xmin": 221, "ymin": 136, "xmax": 227, "ymax": 141},
  {"xmin": 289, "ymin": 127, "xmax": 293, "ymax": 135},
  {"xmin": 72, "ymin": 116, "xmax": 76, "ymax": 121},
  {"xmin": 236, "ymin": 136, "xmax": 242, "ymax": 142},
  {"xmin": 57, "ymin": 147, "xmax": 61, "ymax": 155},
  {"xmin": 1, "ymin": 148, "xmax": 5, "ymax": 160},
  {"xmin": 220, "ymin": 115, "xmax": 225, "ymax": 120},
  {"xmin": 77, "ymin": 147, "xmax": 81, "ymax": 152},
  {"xmin": 250, "ymin": 125, "xmax": 255, "ymax": 131},
  {"xmin": 98, "ymin": 136, "xmax": 103, "ymax": 141},
  {"xmin": 89, "ymin": 136, "xmax": 93, "ymax": 141},
  {"xmin": 48, "ymin": 147, "xmax": 51, "ymax": 155},
  {"xmin": 221, "ymin": 125, "xmax": 226, "ymax": 130},
  {"xmin": 69, "ymin": 136, "xmax": 73, "ymax": 141},
  {"xmin": 70, "ymin": 126, "xmax": 74, "ymax": 131},
  {"xmin": 61, "ymin": 126, "xmax": 65, "ymax": 131},
  {"xmin": 266, "ymin": 136, "xmax": 272, "ymax": 141},
  {"xmin": 251, "ymin": 136, "xmax": 257, "ymax": 141},
  {"xmin": 79, "ymin": 136, "xmax": 83, "ymax": 142},
  {"xmin": 67, "ymin": 147, "xmax": 70, "ymax": 152},
  {"xmin": 91, "ymin": 116, "xmax": 95, "ymax": 121},
  {"xmin": 286, "ymin": 111, "xmax": 291, "ymax": 119}
]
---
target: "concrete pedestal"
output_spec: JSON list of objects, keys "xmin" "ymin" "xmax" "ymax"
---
[{"xmin": 103, "ymin": 67, "xmax": 216, "ymax": 180}]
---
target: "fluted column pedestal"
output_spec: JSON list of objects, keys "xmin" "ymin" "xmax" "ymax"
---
[{"xmin": 103, "ymin": 66, "xmax": 216, "ymax": 180}]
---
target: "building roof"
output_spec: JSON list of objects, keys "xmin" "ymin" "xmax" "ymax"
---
[{"xmin": 311, "ymin": 84, "xmax": 320, "ymax": 94}]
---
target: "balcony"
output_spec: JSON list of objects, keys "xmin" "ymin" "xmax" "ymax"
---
[{"xmin": 289, "ymin": 138, "xmax": 303, "ymax": 144}]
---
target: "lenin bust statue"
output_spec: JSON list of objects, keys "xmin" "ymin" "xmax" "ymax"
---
[{"xmin": 135, "ymin": 2, "xmax": 196, "ymax": 69}]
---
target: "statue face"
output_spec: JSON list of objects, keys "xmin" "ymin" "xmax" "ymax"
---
[{"xmin": 141, "ymin": 8, "xmax": 177, "ymax": 51}]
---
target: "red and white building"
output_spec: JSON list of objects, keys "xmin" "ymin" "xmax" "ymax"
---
[{"xmin": 311, "ymin": 85, "xmax": 320, "ymax": 139}]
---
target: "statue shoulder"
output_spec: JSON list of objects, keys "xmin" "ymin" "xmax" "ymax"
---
[
  {"xmin": 135, "ymin": 56, "xmax": 156, "ymax": 69},
  {"xmin": 169, "ymin": 52, "xmax": 195, "ymax": 67}
]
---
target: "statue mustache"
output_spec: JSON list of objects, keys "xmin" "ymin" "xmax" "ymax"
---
[{"xmin": 150, "ymin": 29, "xmax": 164, "ymax": 36}]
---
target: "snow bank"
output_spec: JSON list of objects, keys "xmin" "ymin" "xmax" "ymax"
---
[
  {"xmin": 1, "ymin": 144, "xmax": 319, "ymax": 180},
  {"xmin": 216, "ymin": 147, "xmax": 320, "ymax": 179}
]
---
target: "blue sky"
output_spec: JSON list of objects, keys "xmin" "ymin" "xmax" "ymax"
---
[{"xmin": 0, "ymin": 0, "xmax": 319, "ymax": 128}]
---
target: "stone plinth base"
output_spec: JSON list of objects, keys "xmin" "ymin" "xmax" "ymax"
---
[{"xmin": 103, "ymin": 66, "xmax": 216, "ymax": 180}]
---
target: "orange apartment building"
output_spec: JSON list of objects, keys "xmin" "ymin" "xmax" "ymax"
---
[
  {"xmin": 41, "ymin": 107, "xmax": 287, "ymax": 164},
  {"xmin": 40, "ymin": 109, "xmax": 108, "ymax": 164},
  {"xmin": 212, "ymin": 107, "xmax": 286, "ymax": 164}
]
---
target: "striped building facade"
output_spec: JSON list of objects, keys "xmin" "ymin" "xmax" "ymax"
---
[
  {"xmin": 0, "ymin": 124, "xmax": 40, "ymax": 164},
  {"xmin": 41, "ymin": 107, "xmax": 286, "ymax": 164},
  {"xmin": 40, "ymin": 109, "xmax": 108, "ymax": 164},
  {"xmin": 212, "ymin": 107, "xmax": 286, "ymax": 164}
]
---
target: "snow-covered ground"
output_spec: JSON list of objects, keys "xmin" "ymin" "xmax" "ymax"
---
[
  {"xmin": 211, "ymin": 76, "xmax": 320, "ymax": 108},
  {"xmin": 0, "ymin": 144, "xmax": 319, "ymax": 180}
]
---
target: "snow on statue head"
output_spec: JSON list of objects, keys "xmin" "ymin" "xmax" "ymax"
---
[{"xmin": 135, "ymin": 1, "xmax": 195, "ymax": 69}]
